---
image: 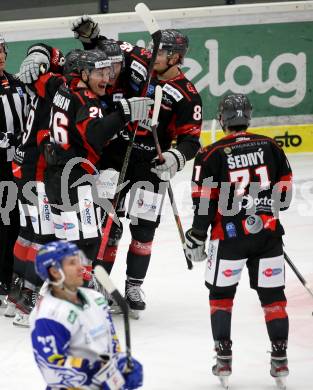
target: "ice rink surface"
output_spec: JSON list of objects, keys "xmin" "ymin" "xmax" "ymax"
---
[{"xmin": 0, "ymin": 154, "xmax": 312, "ymax": 390}]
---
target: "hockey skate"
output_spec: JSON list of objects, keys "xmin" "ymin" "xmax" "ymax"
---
[
  {"xmin": 270, "ymin": 341, "xmax": 289, "ymax": 390},
  {"xmin": 0, "ymin": 281, "xmax": 9, "ymax": 310},
  {"xmin": 4, "ymin": 276, "xmax": 23, "ymax": 318},
  {"xmin": 125, "ymin": 280, "xmax": 146, "ymax": 320},
  {"xmin": 212, "ymin": 340, "xmax": 232, "ymax": 389},
  {"xmin": 14, "ymin": 289, "xmax": 39, "ymax": 328}
]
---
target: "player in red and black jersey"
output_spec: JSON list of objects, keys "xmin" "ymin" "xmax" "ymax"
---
[
  {"xmin": 72, "ymin": 17, "xmax": 202, "ymax": 315},
  {"xmin": 5, "ymin": 44, "xmax": 66, "ymax": 326},
  {"xmin": 184, "ymin": 94, "xmax": 292, "ymax": 387}
]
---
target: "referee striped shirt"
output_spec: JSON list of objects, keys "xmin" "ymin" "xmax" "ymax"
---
[{"xmin": 0, "ymin": 71, "xmax": 28, "ymax": 163}]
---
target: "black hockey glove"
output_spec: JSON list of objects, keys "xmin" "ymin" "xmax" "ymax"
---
[
  {"xmin": 71, "ymin": 15, "xmax": 100, "ymax": 43},
  {"xmin": 117, "ymin": 97, "xmax": 154, "ymax": 123},
  {"xmin": 184, "ymin": 228, "xmax": 207, "ymax": 262}
]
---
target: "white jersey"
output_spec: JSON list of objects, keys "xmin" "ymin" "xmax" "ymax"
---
[{"xmin": 30, "ymin": 287, "xmax": 120, "ymax": 389}]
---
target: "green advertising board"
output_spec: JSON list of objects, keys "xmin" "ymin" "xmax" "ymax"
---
[
  {"xmin": 5, "ymin": 21, "xmax": 313, "ymax": 122},
  {"xmin": 121, "ymin": 22, "xmax": 313, "ymax": 122}
]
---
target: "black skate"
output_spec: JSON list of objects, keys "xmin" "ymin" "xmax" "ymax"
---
[
  {"xmin": 0, "ymin": 282, "xmax": 9, "ymax": 310},
  {"xmin": 270, "ymin": 340, "xmax": 289, "ymax": 390},
  {"xmin": 14, "ymin": 288, "xmax": 39, "ymax": 328},
  {"xmin": 212, "ymin": 340, "xmax": 232, "ymax": 389},
  {"xmin": 125, "ymin": 280, "xmax": 145, "ymax": 320},
  {"xmin": 4, "ymin": 276, "xmax": 23, "ymax": 318}
]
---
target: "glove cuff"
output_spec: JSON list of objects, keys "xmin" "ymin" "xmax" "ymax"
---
[
  {"xmin": 117, "ymin": 99, "xmax": 131, "ymax": 123},
  {"xmin": 167, "ymin": 149, "xmax": 186, "ymax": 171},
  {"xmin": 27, "ymin": 44, "xmax": 51, "ymax": 60}
]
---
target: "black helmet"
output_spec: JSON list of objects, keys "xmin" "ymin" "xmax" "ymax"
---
[
  {"xmin": 0, "ymin": 34, "xmax": 8, "ymax": 57},
  {"xmin": 64, "ymin": 49, "xmax": 83, "ymax": 74},
  {"xmin": 218, "ymin": 94, "xmax": 252, "ymax": 131},
  {"xmin": 96, "ymin": 39, "xmax": 124, "ymax": 65},
  {"xmin": 77, "ymin": 49, "xmax": 111, "ymax": 73},
  {"xmin": 160, "ymin": 29, "xmax": 189, "ymax": 58}
]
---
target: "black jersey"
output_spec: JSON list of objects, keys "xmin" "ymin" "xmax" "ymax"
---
[
  {"xmin": 120, "ymin": 42, "xmax": 202, "ymax": 159},
  {"xmin": 12, "ymin": 73, "xmax": 79, "ymax": 181},
  {"xmin": 89, "ymin": 37, "xmax": 202, "ymax": 161},
  {"xmin": 48, "ymin": 83, "xmax": 126, "ymax": 177},
  {"xmin": 191, "ymin": 131, "xmax": 293, "ymax": 240}
]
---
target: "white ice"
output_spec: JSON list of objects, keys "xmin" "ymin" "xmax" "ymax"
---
[{"xmin": 0, "ymin": 154, "xmax": 312, "ymax": 390}]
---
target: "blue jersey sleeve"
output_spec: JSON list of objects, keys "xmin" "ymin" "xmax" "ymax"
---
[{"xmin": 31, "ymin": 318, "xmax": 101, "ymax": 388}]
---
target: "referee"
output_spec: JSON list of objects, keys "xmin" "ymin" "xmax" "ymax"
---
[{"xmin": 0, "ymin": 34, "xmax": 28, "ymax": 305}]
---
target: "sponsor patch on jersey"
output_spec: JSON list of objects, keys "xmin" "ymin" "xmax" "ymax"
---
[
  {"xmin": 263, "ymin": 268, "xmax": 282, "ymax": 277},
  {"xmin": 163, "ymin": 83, "xmax": 183, "ymax": 102},
  {"xmin": 63, "ymin": 222, "xmax": 75, "ymax": 230},
  {"xmin": 223, "ymin": 269, "xmax": 242, "ymax": 277},
  {"xmin": 130, "ymin": 60, "xmax": 147, "ymax": 79},
  {"xmin": 16, "ymin": 86, "xmax": 24, "ymax": 97},
  {"xmin": 67, "ymin": 310, "xmax": 78, "ymax": 324},
  {"xmin": 113, "ymin": 93, "xmax": 123, "ymax": 102}
]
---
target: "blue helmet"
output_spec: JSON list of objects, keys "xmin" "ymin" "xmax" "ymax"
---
[{"xmin": 35, "ymin": 240, "xmax": 79, "ymax": 281}]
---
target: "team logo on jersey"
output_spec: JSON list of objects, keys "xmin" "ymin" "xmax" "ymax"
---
[
  {"xmin": 163, "ymin": 83, "xmax": 183, "ymax": 102},
  {"xmin": 263, "ymin": 268, "xmax": 282, "ymax": 277},
  {"xmin": 224, "ymin": 147, "xmax": 232, "ymax": 155},
  {"xmin": 16, "ymin": 86, "xmax": 24, "ymax": 97},
  {"xmin": 223, "ymin": 269, "xmax": 242, "ymax": 277},
  {"xmin": 186, "ymin": 82, "xmax": 197, "ymax": 94}
]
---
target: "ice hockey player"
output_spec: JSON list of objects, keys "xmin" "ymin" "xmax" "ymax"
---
[
  {"xmin": 36, "ymin": 48, "xmax": 153, "ymax": 266},
  {"xmin": 31, "ymin": 240, "xmax": 143, "ymax": 389},
  {"xmin": 5, "ymin": 44, "xmax": 65, "ymax": 327},
  {"xmin": 184, "ymin": 94, "xmax": 292, "ymax": 389},
  {"xmin": 72, "ymin": 16, "xmax": 202, "ymax": 317}
]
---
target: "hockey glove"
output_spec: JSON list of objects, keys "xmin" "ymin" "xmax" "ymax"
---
[
  {"xmin": 18, "ymin": 52, "xmax": 50, "ymax": 84},
  {"xmin": 92, "ymin": 357, "xmax": 125, "ymax": 390},
  {"xmin": 0, "ymin": 132, "xmax": 14, "ymax": 148},
  {"xmin": 184, "ymin": 228, "xmax": 207, "ymax": 262},
  {"xmin": 71, "ymin": 15, "xmax": 100, "ymax": 43},
  {"xmin": 117, "ymin": 355, "xmax": 143, "ymax": 390},
  {"xmin": 118, "ymin": 97, "xmax": 154, "ymax": 123},
  {"xmin": 151, "ymin": 149, "xmax": 186, "ymax": 181}
]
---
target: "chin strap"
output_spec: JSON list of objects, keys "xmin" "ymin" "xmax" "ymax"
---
[{"xmin": 49, "ymin": 269, "xmax": 78, "ymax": 297}]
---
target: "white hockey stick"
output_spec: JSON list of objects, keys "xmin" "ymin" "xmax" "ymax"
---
[
  {"xmin": 211, "ymin": 118, "xmax": 217, "ymax": 144},
  {"xmin": 135, "ymin": 3, "xmax": 159, "ymax": 36},
  {"xmin": 94, "ymin": 265, "xmax": 133, "ymax": 369},
  {"xmin": 136, "ymin": 4, "xmax": 193, "ymax": 270}
]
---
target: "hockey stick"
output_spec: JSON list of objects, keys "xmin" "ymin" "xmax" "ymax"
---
[
  {"xmin": 136, "ymin": 5, "xmax": 194, "ymax": 270},
  {"xmin": 96, "ymin": 4, "xmax": 162, "ymax": 260},
  {"xmin": 151, "ymin": 86, "xmax": 193, "ymax": 270},
  {"xmin": 94, "ymin": 265, "xmax": 133, "ymax": 369},
  {"xmin": 284, "ymin": 251, "xmax": 313, "ymax": 301}
]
